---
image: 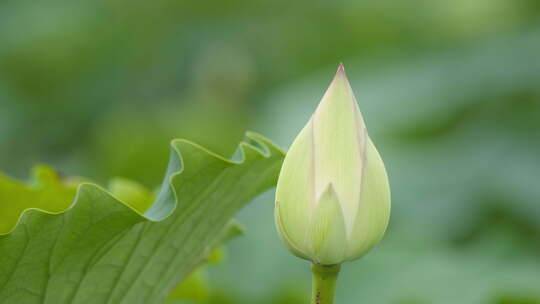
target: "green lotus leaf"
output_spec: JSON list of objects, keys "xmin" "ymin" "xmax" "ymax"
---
[{"xmin": 0, "ymin": 132, "xmax": 284, "ymax": 304}]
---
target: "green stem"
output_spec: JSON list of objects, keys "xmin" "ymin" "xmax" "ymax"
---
[{"xmin": 311, "ymin": 263, "xmax": 341, "ymax": 304}]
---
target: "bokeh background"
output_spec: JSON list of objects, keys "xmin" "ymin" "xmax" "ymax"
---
[{"xmin": 1, "ymin": 1, "xmax": 540, "ymax": 303}]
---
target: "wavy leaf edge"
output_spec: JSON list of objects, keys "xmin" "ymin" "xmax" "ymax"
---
[{"xmin": 0, "ymin": 131, "xmax": 285, "ymax": 237}]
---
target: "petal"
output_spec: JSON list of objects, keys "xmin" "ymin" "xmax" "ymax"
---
[
  {"xmin": 312, "ymin": 65, "xmax": 367, "ymax": 234},
  {"xmin": 308, "ymin": 183, "xmax": 347, "ymax": 265},
  {"xmin": 346, "ymin": 137, "xmax": 391, "ymax": 260},
  {"xmin": 275, "ymin": 121, "xmax": 316, "ymax": 254}
]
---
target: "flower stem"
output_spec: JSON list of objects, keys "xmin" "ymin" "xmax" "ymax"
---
[{"xmin": 311, "ymin": 263, "xmax": 341, "ymax": 304}]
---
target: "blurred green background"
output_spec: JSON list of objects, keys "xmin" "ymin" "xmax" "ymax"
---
[{"xmin": 1, "ymin": 0, "xmax": 540, "ymax": 303}]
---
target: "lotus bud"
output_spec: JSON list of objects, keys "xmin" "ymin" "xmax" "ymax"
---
[{"xmin": 275, "ymin": 64, "xmax": 390, "ymax": 265}]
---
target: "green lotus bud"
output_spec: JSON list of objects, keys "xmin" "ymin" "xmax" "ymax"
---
[{"xmin": 275, "ymin": 64, "xmax": 390, "ymax": 265}]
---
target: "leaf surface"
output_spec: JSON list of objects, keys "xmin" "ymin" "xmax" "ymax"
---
[{"xmin": 0, "ymin": 132, "xmax": 284, "ymax": 304}]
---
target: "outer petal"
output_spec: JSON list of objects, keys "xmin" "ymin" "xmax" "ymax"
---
[
  {"xmin": 275, "ymin": 201, "xmax": 310, "ymax": 260},
  {"xmin": 312, "ymin": 65, "xmax": 367, "ymax": 234},
  {"xmin": 308, "ymin": 184, "xmax": 347, "ymax": 265},
  {"xmin": 275, "ymin": 121, "xmax": 315, "ymax": 257},
  {"xmin": 346, "ymin": 137, "xmax": 391, "ymax": 260}
]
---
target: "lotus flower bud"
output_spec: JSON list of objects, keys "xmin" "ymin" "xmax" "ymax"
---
[{"xmin": 275, "ymin": 64, "xmax": 390, "ymax": 265}]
